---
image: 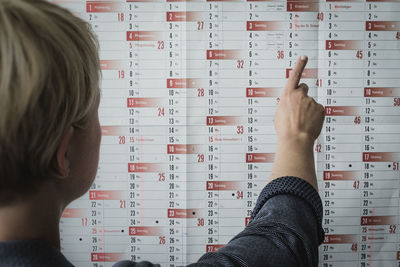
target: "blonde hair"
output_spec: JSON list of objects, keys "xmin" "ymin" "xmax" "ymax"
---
[{"xmin": 0, "ymin": 0, "xmax": 100, "ymax": 204}]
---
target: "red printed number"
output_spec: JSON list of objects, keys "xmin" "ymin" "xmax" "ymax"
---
[
  {"xmin": 393, "ymin": 162, "xmax": 399, "ymax": 171},
  {"xmin": 317, "ymin": 12, "xmax": 324, "ymax": 21},
  {"xmin": 356, "ymin": 50, "xmax": 363, "ymax": 59},
  {"xmin": 118, "ymin": 13, "xmax": 124, "ymax": 22},
  {"xmin": 236, "ymin": 125, "xmax": 244, "ymax": 134},
  {"xmin": 158, "ymin": 107, "xmax": 165, "ymax": 116},
  {"xmin": 197, "ymin": 88, "xmax": 204, "ymax": 97},
  {"xmin": 158, "ymin": 172, "xmax": 166, "ymax": 181},
  {"xmin": 197, "ymin": 218, "xmax": 204, "ymax": 226},
  {"xmin": 277, "ymin": 50, "xmax": 284, "ymax": 59},
  {"xmin": 157, "ymin": 41, "xmax": 164, "ymax": 50},
  {"xmin": 119, "ymin": 136, "xmax": 125, "ymax": 144},
  {"xmin": 197, "ymin": 154, "xmax": 205, "ymax": 162}
]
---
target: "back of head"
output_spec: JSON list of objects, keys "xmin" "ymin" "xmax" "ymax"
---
[{"xmin": 0, "ymin": 0, "xmax": 100, "ymax": 205}]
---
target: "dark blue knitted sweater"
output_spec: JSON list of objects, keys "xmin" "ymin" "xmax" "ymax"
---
[{"xmin": 0, "ymin": 176, "xmax": 323, "ymax": 267}]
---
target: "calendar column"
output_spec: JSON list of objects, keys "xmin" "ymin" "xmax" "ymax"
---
[
  {"xmin": 362, "ymin": 1, "xmax": 400, "ymax": 264},
  {"xmin": 126, "ymin": 0, "xmax": 169, "ymax": 265},
  {"xmin": 204, "ymin": 0, "xmax": 223, "ymax": 254},
  {"xmin": 245, "ymin": 0, "xmax": 290, "ymax": 228},
  {"xmin": 165, "ymin": 0, "xmax": 190, "ymax": 265},
  {"xmin": 205, "ymin": 0, "xmax": 250, "ymax": 252},
  {"xmin": 85, "ymin": 1, "xmax": 131, "ymax": 266},
  {"xmin": 183, "ymin": 0, "xmax": 209, "ymax": 262},
  {"xmin": 318, "ymin": 0, "xmax": 365, "ymax": 266}
]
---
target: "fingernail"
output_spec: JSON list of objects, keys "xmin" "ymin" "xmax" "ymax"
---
[{"xmin": 301, "ymin": 55, "xmax": 307, "ymax": 61}]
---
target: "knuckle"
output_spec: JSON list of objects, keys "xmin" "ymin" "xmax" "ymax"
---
[
  {"xmin": 298, "ymin": 83, "xmax": 309, "ymax": 89},
  {"xmin": 298, "ymin": 85, "xmax": 309, "ymax": 94}
]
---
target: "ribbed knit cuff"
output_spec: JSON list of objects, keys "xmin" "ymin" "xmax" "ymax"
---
[{"xmin": 250, "ymin": 176, "xmax": 324, "ymax": 244}]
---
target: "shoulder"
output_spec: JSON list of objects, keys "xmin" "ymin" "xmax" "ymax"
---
[{"xmin": 0, "ymin": 239, "xmax": 73, "ymax": 267}]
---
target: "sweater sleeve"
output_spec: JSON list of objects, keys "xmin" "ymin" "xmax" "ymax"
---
[
  {"xmin": 113, "ymin": 176, "xmax": 324, "ymax": 267},
  {"xmin": 188, "ymin": 176, "xmax": 324, "ymax": 267}
]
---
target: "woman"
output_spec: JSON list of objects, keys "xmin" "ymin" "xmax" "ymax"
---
[{"xmin": 0, "ymin": 0, "xmax": 325, "ymax": 266}]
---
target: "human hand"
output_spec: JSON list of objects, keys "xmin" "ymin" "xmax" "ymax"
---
[
  {"xmin": 270, "ymin": 56, "xmax": 324, "ymax": 190},
  {"xmin": 274, "ymin": 56, "xmax": 325, "ymax": 146}
]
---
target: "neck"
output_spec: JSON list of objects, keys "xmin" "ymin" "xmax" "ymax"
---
[{"xmin": 0, "ymin": 181, "xmax": 63, "ymax": 249}]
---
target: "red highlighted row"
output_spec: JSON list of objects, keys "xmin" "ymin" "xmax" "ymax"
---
[
  {"xmin": 326, "ymin": 40, "xmax": 362, "ymax": 50},
  {"xmin": 246, "ymin": 153, "xmax": 275, "ymax": 163},
  {"xmin": 127, "ymin": 31, "xmax": 161, "ymax": 41},
  {"xmin": 206, "ymin": 50, "xmax": 242, "ymax": 60},
  {"xmin": 364, "ymin": 87, "xmax": 400, "ymax": 97},
  {"xmin": 167, "ymin": 78, "xmax": 199, "ymax": 88},
  {"xmin": 166, "ymin": 12, "xmax": 200, "ymax": 21},
  {"xmin": 167, "ymin": 144, "xmax": 200, "ymax": 154},
  {"xmin": 123, "ymin": 89, "xmax": 399, "ymax": 103},
  {"xmin": 128, "ymin": 163, "xmax": 162, "ymax": 173},
  {"xmin": 246, "ymin": 87, "xmax": 281, "ymax": 97},
  {"xmin": 363, "ymin": 152, "xmax": 399, "ymax": 162},
  {"xmin": 168, "ymin": 209, "xmax": 199, "ymax": 218},
  {"xmin": 91, "ymin": 253, "xmax": 124, "ymax": 262},
  {"xmin": 129, "ymin": 226, "xmax": 162, "ymax": 236},
  {"xmin": 323, "ymin": 171, "xmax": 358, "ymax": 181},
  {"xmin": 127, "ymin": 98, "xmax": 161, "ymax": 107},
  {"xmin": 366, "ymin": 21, "xmax": 400, "ymax": 31},
  {"xmin": 361, "ymin": 216, "xmax": 396, "ymax": 225},
  {"xmin": 207, "ymin": 181, "xmax": 240, "ymax": 190},
  {"xmin": 324, "ymin": 106, "xmax": 360, "ymax": 116},
  {"xmin": 324, "ymin": 234, "xmax": 357, "ymax": 244}
]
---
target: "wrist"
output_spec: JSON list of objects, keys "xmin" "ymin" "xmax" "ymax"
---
[
  {"xmin": 277, "ymin": 134, "xmax": 315, "ymax": 152},
  {"xmin": 271, "ymin": 140, "xmax": 318, "ymax": 191},
  {"xmin": 271, "ymin": 135, "xmax": 318, "ymax": 191}
]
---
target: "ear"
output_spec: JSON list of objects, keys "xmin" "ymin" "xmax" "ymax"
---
[{"xmin": 56, "ymin": 126, "xmax": 74, "ymax": 178}]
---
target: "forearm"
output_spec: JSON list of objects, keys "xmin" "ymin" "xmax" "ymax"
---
[
  {"xmin": 270, "ymin": 56, "xmax": 324, "ymax": 192},
  {"xmin": 269, "ymin": 137, "xmax": 318, "ymax": 191}
]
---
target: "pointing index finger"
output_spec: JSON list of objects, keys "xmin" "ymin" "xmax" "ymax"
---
[{"xmin": 285, "ymin": 55, "xmax": 308, "ymax": 92}]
